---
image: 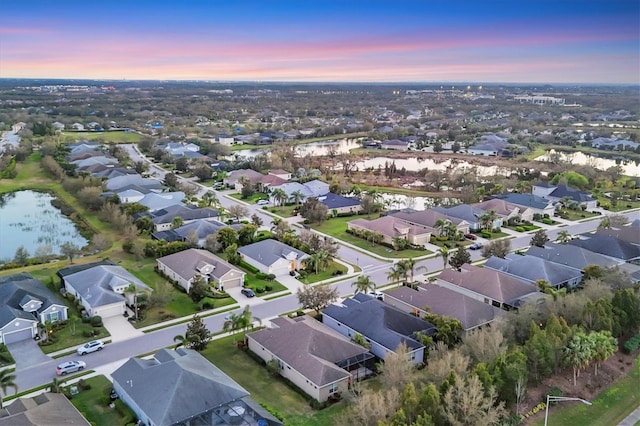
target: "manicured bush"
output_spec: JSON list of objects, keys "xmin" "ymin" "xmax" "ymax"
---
[
  {"xmin": 515, "ymin": 226, "xmax": 525, "ymax": 232},
  {"xmin": 90, "ymin": 316, "xmax": 103, "ymax": 327},
  {"xmin": 265, "ymin": 274, "xmax": 276, "ymax": 281},
  {"xmin": 542, "ymin": 218, "xmax": 553, "ymax": 225},
  {"xmin": 264, "ymin": 285, "xmax": 273, "ymax": 291},
  {"xmin": 623, "ymin": 335, "xmax": 640, "ymax": 354}
]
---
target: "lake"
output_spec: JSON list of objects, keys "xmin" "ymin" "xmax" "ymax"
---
[
  {"xmin": 535, "ymin": 150, "xmax": 640, "ymax": 177},
  {"xmin": 0, "ymin": 190, "xmax": 88, "ymax": 263},
  {"xmin": 232, "ymin": 138, "xmax": 361, "ymax": 158}
]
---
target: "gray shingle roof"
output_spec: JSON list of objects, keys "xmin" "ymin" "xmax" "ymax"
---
[
  {"xmin": 484, "ymin": 254, "xmax": 583, "ymax": 287},
  {"xmin": 322, "ymin": 295, "xmax": 435, "ymax": 352},
  {"xmin": 146, "ymin": 205, "xmax": 220, "ymax": 224},
  {"xmin": 157, "ymin": 249, "xmax": 241, "ymax": 282},
  {"xmin": 0, "ymin": 393, "xmax": 90, "ymax": 426},
  {"xmin": 548, "ymin": 184, "xmax": 595, "ymax": 203},
  {"xmin": 112, "ymin": 348, "xmax": 250, "ymax": 426},
  {"xmin": 0, "ymin": 273, "xmax": 67, "ymax": 328},
  {"xmin": 437, "ymin": 264, "xmax": 539, "ymax": 305},
  {"xmin": 248, "ymin": 316, "xmax": 373, "ymax": 387},
  {"xmin": 238, "ymin": 239, "xmax": 308, "ymax": 268},
  {"xmin": 526, "ymin": 242, "xmax": 621, "ymax": 270},
  {"xmin": 59, "ymin": 263, "xmax": 150, "ymax": 308},
  {"xmin": 491, "ymin": 193, "xmax": 553, "ymax": 210},
  {"xmin": 386, "ymin": 284, "xmax": 501, "ymax": 330},
  {"xmin": 568, "ymin": 234, "xmax": 640, "ymax": 260}
]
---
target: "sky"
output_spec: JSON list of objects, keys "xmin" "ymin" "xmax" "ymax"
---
[{"xmin": 1, "ymin": 0, "xmax": 639, "ymax": 84}]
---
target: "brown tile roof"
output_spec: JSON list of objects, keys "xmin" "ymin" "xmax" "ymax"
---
[
  {"xmin": 437, "ymin": 264, "xmax": 539, "ymax": 305},
  {"xmin": 157, "ymin": 249, "xmax": 240, "ymax": 282},
  {"xmin": 474, "ymin": 199, "xmax": 523, "ymax": 216},
  {"xmin": 349, "ymin": 216, "xmax": 433, "ymax": 238},
  {"xmin": 385, "ymin": 284, "xmax": 501, "ymax": 331},
  {"xmin": 248, "ymin": 316, "xmax": 372, "ymax": 387},
  {"xmin": 392, "ymin": 209, "xmax": 466, "ymax": 228}
]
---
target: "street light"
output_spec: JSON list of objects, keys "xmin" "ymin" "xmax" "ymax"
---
[{"xmin": 544, "ymin": 395, "xmax": 592, "ymax": 426}]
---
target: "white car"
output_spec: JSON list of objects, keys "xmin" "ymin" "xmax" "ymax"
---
[
  {"xmin": 56, "ymin": 360, "xmax": 86, "ymax": 375},
  {"xmin": 77, "ymin": 340, "xmax": 104, "ymax": 355},
  {"xmin": 369, "ymin": 291, "xmax": 384, "ymax": 301},
  {"xmin": 256, "ymin": 199, "xmax": 269, "ymax": 205}
]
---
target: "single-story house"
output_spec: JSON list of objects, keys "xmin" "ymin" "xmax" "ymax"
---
[
  {"xmin": 238, "ymin": 239, "xmax": 308, "ymax": 277},
  {"xmin": 490, "ymin": 193, "xmax": 555, "ymax": 218},
  {"xmin": 392, "ymin": 210, "xmax": 470, "ymax": 235},
  {"xmin": 347, "ymin": 215, "xmax": 432, "ymax": 247},
  {"xmin": 474, "ymin": 198, "xmax": 534, "ymax": 223},
  {"xmin": 73, "ymin": 156, "xmax": 119, "ymax": 170},
  {"xmin": 58, "ymin": 261, "xmax": 151, "ymax": 318},
  {"xmin": 268, "ymin": 169, "xmax": 292, "ymax": 180},
  {"xmin": 152, "ymin": 219, "xmax": 232, "ymax": 246},
  {"xmin": 247, "ymin": 316, "xmax": 375, "ymax": 402},
  {"xmin": 596, "ymin": 227, "xmax": 640, "ymax": 246},
  {"xmin": 105, "ymin": 175, "xmax": 164, "ymax": 192},
  {"xmin": 0, "ymin": 393, "xmax": 90, "ymax": 425},
  {"xmin": 380, "ymin": 139, "xmax": 410, "ymax": 151},
  {"xmin": 136, "ymin": 205, "xmax": 220, "ymax": 231},
  {"xmin": 216, "ymin": 134, "xmax": 236, "ymax": 146},
  {"xmin": 112, "ymin": 348, "xmax": 282, "ymax": 426},
  {"xmin": 223, "ymin": 169, "xmax": 265, "ymax": 190},
  {"xmin": 269, "ymin": 180, "xmax": 330, "ymax": 203},
  {"xmin": 525, "ymin": 242, "xmax": 623, "ymax": 271},
  {"xmin": 568, "ymin": 234, "xmax": 640, "ymax": 263},
  {"xmin": 436, "ymin": 264, "xmax": 540, "ymax": 310},
  {"xmin": 319, "ymin": 193, "xmax": 362, "ymax": 215},
  {"xmin": 135, "ymin": 191, "xmax": 185, "ymax": 211},
  {"xmin": 385, "ymin": 284, "xmax": 501, "ymax": 332},
  {"xmin": 257, "ymin": 174, "xmax": 288, "ymax": 193},
  {"xmin": 433, "ymin": 204, "xmax": 503, "ymax": 231},
  {"xmin": 322, "ymin": 294, "xmax": 436, "ymax": 365},
  {"xmin": 484, "ymin": 254, "xmax": 583, "ymax": 289},
  {"xmin": 157, "ymin": 249, "xmax": 245, "ymax": 292},
  {"xmin": 0, "ymin": 273, "xmax": 68, "ymax": 345},
  {"xmin": 532, "ymin": 183, "xmax": 597, "ymax": 210}
]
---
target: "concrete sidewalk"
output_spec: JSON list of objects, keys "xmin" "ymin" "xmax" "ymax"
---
[{"xmin": 618, "ymin": 405, "xmax": 640, "ymax": 426}]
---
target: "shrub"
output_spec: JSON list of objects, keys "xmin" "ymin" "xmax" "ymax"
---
[
  {"xmin": 547, "ymin": 387, "xmax": 564, "ymax": 401},
  {"xmin": 255, "ymin": 287, "xmax": 265, "ymax": 294},
  {"xmin": 256, "ymin": 272, "xmax": 268, "ymax": 280},
  {"xmin": 90, "ymin": 316, "xmax": 103, "ymax": 327},
  {"xmin": 623, "ymin": 335, "xmax": 640, "ymax": 354},
  {"xmin": 481, "ymin": 232, "xmax": 491, "ymax": 238},
  {"xmin": 265, "ymin": 274, "xmax": 276, "ymax": 281},
  {"xmin": 264, "ymin": 285, "xmax": 273, "ymax": 292},
  {"xmin": 515, "ymin": 226, "xmax": 525, "ymax": 232},
  {"xmin": 542, "ymin": 218, "xmax": 553, "ymax": 225}
]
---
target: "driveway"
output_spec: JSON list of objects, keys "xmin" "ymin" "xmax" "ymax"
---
[
  {"xmin": 103, "ymin": 315, "xmax": 144, "ymax": 342},
  {"xmin": 7, "ymin": 339, "xmax": 51, "ymax": 371}
]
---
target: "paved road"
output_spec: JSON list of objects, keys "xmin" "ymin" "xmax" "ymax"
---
[{"xmin": 11, "ymin": 145, "xmax": 636, "ymax": 395}]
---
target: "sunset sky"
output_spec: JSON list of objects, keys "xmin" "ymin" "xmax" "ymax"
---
[{"xmin": 1, "ymin": 0, "xmax": 638, "ymax": 83}]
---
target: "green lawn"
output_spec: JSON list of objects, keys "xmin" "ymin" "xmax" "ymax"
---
[
  {"xmin": 200, "ymin": 333, "xmax": 347, "ymax": 426},
  {"xmin": 555, "ymin": 209, "xmax": 601, "ymax": 221},
  {"xmin": 0, "ymin": 344, "xmax": 16, "ymax": 366},
  {"xmin": 244, "ymin": 272, "xmax": 288, "ymax": 296},
  {"xmin": 38, "ymin": 320, "xmax": 110, "ymax": 354},
  {"xmin": 311, "ymin": 216, "xmax": 430, "ymax": 259},
  {"xmin": 61, "ymin": 131, "xmax": 141, "ymax": 143},
  {"xmin": 267, "ymin": 204, "xmax": 300, "ymax": 217},
  {"xmin": 302, "ymin": 260, "xmax": 348, "ymax": 284},
  {"xmin": 69, "ymin": 375, "xmax": 137, "ymax": 426},
  {"xmin": 230, "ymin": 192, "xmax": 268, "ymax": 204},
  {"xmin": 531, "ymin": 357, "xmax": 640, "ymax": 426}
]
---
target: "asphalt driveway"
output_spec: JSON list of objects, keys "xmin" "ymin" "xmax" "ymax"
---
[{"xmin": 7, "ymin": 339, "xmax": 51, "ymax": 371}]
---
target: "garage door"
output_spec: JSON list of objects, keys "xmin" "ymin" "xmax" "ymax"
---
[
  {"xmin": 3, "ymin": 327, "xmax": 34, "ymax": 345},
  {"xmin": 223, "ymin": 276, "xmax": 243, "ymax": 289},
  {"xmin": 95, "ymin": 304, "xmax": 124, "ymax": 319}
]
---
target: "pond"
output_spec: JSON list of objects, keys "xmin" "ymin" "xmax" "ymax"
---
[
  {"xmin": 350, "ymin": 157, "xmax": 515, "ymax": 176},
  {"xmin": 535, "ymin": 150, "xmax": 640, "ymax": 177},
  {"xmin": 377, "ymin": 193, "xmax": 461, "ymax": 211},
  {"xmin": 0, "ymin": 190, "xmax": 88, "ymax": 263},
  {"xmin": 232, "ymin": 138, "xmax": 362, "ymax": 158}
]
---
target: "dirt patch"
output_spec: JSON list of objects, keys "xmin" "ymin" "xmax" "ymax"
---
[{"xmin": 522, "ymin": 350, "xmax": 638, "ymax": 424}]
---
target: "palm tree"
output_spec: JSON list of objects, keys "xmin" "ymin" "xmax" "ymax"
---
[
  {"xmin": 202, "ymin": 191, "xmax": 219, "ymax": 207},
  {"xmin": 479, "ymin": 210, "xmax": 498, "ymax": 231},
  {"xmin": 173, "ymin": 333, "xmax": 192, "ymax": 349},
  {"xmin": 124, "ymin": 283, "xmax": 140, "ymax": 320},
  {"xmin": 387, "ymin": 262, "xmax": 406, "ymax": 285},
  {"xmin": 222, "ymin": 313, "xmax": 243, "ymax": 343},
  {"xmin": 0, "ymin": 369, "xmax": 17, "ymax": 409},
  {"xmin": 271, "ymin": 188, "xmax": 288, "ymax": 207},
  {"xmin": 353, "ymin": 275, "xmax": 376, "ymax": 294},
  {"xmin": 239, "ymin": 305, "xmax": 262, "ymax": 334},
  {"xmin": 402, "ymin": 258, "xmax": 417, "ymax": 283},
  {"xmin": 556, "ymin": 230, "xmax": 571, "ymax": 243},
  {"xmin": 291, "ymin": 190, "xmax": 305, "ymax": 206},
  {"xmin": 564, "ymin": 332, "xmax": 594, "ymax": 386},
  {"xmin": 438, "ymin": 246, "xmax": 450, "ymax": 270},
  {"xmin": 434, "ymin": 219, "xmax": 451, "ymax": 237},
  {"xmin": 307, "ymin": 250, "xmax": 330, "ymax": 275}
]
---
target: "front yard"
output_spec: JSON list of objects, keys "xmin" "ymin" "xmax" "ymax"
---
[
  {"xmin": 68, "ymin": 375, "xmax": 137, "ymax": 426},
  {"xmin": 555, "ymin": 209, "xmax": 601, "ymax": 221},
  {"xmin": 310, "ymin": 215, "xmax": 430, "ymax": 259},
  {"xmin": 230, "ymin": 192, "xmax": 268, "ymax": 204},
  {"xmin": 200, "ymin": 333, "xmax": 348, "ymax": 426},
  {"xmin": 299, "ymin": 260, "xmax": 348, "ymax": 284},
  {"xmin": 266, "ymin": 204, "xmax": 300, "ymax": 218}
]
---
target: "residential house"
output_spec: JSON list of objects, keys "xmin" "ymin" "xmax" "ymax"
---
[
  {"xmin": 302, "ymin": 180, "xmax": 330, "ymax": 197},
  {"xmin": 72, "ymin": 156, "xmax": 119, "ymax": 170},
  {"xmin": 568, "ymin": 234, "xmax": 640, "ymax": 263},
  {"xmin": 223, "ymin": 169, "xmax": 265, "ymax": 190},
  {"xmin": 238, "ymin": 239, "xmax": 308, "ymax": 277},
  {"xmin": 484, "ymin": 254, "xmax": 583, "ymax": 289},
  {"xmin": 319, "ymin": 193, "xmax": 362, "ymax": 215},
  {"xmin": 247, "ymin": 316, "xmax": 375, "ymax": 402},
  {"xmin": 596, "ymin": 227, "xmax": 640, "ymax": 246},
  {"xmin": 105, "ymin": 175, "xmax": 163, "ymax": 193},
  {"xmin": 525, "ymin": 242, "xmax": 622, "ymax": 271},
  {"xmin": 58, "ymin": 261, "xmax": 151, "ymax": 318},
  {"xmin": 269, "ymin": 180, "xmax": 330, "ymax": 203},
  {"xmin": 532, "ymin": 183, "xmax": 597, "ymax": 210},
  {"xmin": 0, "ymin": 273, "xmax": 68, "ymax": 345},
  {"xmin": 163, "ymin": 142, "xmax": 201, "ymax": 158},
  {"xmin": 392, "ymin": 209, "xmax": 470, "ymax": 235},
  {"xmin": 112, "ymin": 348, "xmax": 282, "ymax": 426},
  {"xmin": 0, "ymin": 393, "xmax": 90, "ymax": 425},
  {"xmin": 385, "ymin": 284, "xmax": 501, "ymax": 332},
  {"xmin": 380, "ymin": 139, "xmax": 410, "ymax": 151},
  {"xmin": 134, "ymin": 191, "xmax": 185, "ymax": 211},
  {"xmin": 436, "ymin": 264, "xmax": 540, "ymax": 310},
  {"xmin": 157, "ymin": 249, "xmax": 244, "ymax": 292},
  {"xmin": 216, "ymin": 134, "xmax": 236, "ymax": 146},
  {"xmin": 152, "ymin": 219, "xmax": 233, "ymax": 246},
  {"xmin": 467, "ymin": 135, "xmax": 511, "ymax": 156},
  {"xmin": 137, "ymin": 205, "xmax": 220, "ymax": 231},
  {"xmin": 490, "ymin": 193, "xmax": 555, "ymax": 218},
  {"xmin": 268, "ymin": 169, "xmax": 292, "ymax": 180},
  {"xmin": 347, "ymin": 215, "xmax": 432, "ymax": 247},
  {"xmin": 433, "ymin": 204, "xmax": 502, "ymax": 231},
  {"xmin": 257, "ymin": 174, "xmax": 288, "ymax": 193},
  {"xmin": 474, "ymin": 198, "xmax": 534, "ymax": 222},
  {"xmin": 322, "ymin": 294, "xmax": 436, "ymax": 365}
]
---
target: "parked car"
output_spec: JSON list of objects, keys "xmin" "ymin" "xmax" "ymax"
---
[
  {"xmin": 77, "ymin": 340, "xmax": 104, "ymax": 355},
  {"xmin": 469, "ymin": 242, "xmax": 484, "ymax": 250},
  {"xmin": 241, "ymin": 288, "xmax": 255, "ymax": 298},
  {"xmin": 369, "ymin": 291, "xmax": 384, "ymax": 301},
  {"xmin": 110, "ymin": 388, "xmax": 119, "ymax": 401},
  {"xmin": 56, "ymin": 360, "xmax": 86, "ymax": 376},
  {"xmin": 256, "ymin": 199, "xmax": 269, "ymax": 205},
  {"xmin": 464, "ymin": 233, "xmax": 478, "ymax": 240}
]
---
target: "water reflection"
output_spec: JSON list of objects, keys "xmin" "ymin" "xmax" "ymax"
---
[
  {"xmin": 535, "ymin": 150, "xmax": 640, "ymax": 177},
  {"xmin": 233, "ymin": 138, "xmax": 360, "ymax": 158},
  {"xmin": 377, "ymin": 193, "xmax": 460, "ymax": 211},
  {"xmin": 0, "ymin": 190, "xmax": 88, "ymax": 262}
]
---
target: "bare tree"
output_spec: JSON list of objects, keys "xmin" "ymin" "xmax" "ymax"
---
[
  {"xmin": 442, "ymin": 373, "xmax": 507, "ymax": 426},
  {"xmin": 296, "ymin": 285, "xmax": 338, "ymax": 313},
  {"xmin": 344, "ymin": 387, "xmax": 401, "ymax": 426},
  {"xmin": 227, "ymin": 204, "xmax": 249, "ymax": 221},
  {"xmin": 377, "ymin": 342, "xmax": 415, "ymax": 391},
  {"xmin": 424, "ymin": 342, "xmax": 470, "ymax": 385},
  {"xmin": 462, "ymin": 327, "xmax": 508, "ymax": 364}
]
